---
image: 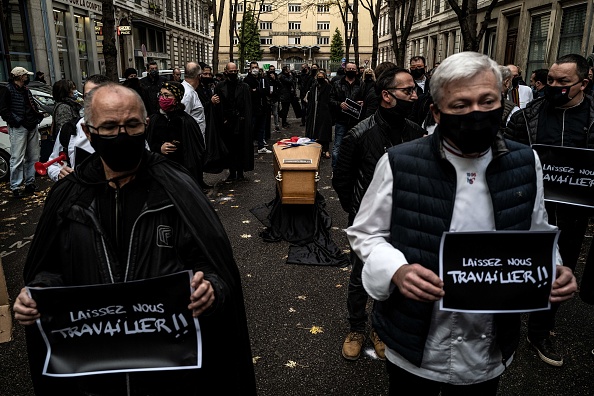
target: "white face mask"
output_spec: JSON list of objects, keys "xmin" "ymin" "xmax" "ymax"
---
[{"xmin": 251, "ymin": 68, "xmax": 259, "ymax": 76}]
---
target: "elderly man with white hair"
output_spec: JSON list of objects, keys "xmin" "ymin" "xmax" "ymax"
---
[{"xmin": 347, "ymin": 52, "xmax": 577, "ymax": 395}]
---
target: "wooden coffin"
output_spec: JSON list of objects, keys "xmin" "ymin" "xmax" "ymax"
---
[{"xmin": 273, "ymin": 142, "xmax": 322, "ymax": 204}]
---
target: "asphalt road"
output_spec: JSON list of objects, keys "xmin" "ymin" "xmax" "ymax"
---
[{"xmin": 0, "ymin": 116, "xmax": 593, "ymax": 395}]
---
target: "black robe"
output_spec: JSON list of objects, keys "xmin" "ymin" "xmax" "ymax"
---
[
  {"xmin": 23, "ymin": 151, "xmax": 256, "ymax": 395},
  {"xmin": 305, "ymin": 82, "xmax": 333, "ymax": 143},
  {"xmin": 146, "ymin": 109, "xmax": 205, "ymax": 182},
  {"xmin": 207, "ymin": 80, "xmax": 253, "ymax": 172}
]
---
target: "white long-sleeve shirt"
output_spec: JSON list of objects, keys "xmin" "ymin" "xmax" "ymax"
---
[
  {"xmin": 182, "ymin": 80, "xmax": 206, "ymax": 137},
  {"xmin": 347, "ymin": 142, "xmax": 559, "ymax": 384},
  {"xmin": 47, "ymin": 118, "xmax": 93, "ymax": 182}
]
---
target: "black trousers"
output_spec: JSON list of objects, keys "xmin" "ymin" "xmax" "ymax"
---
[{"xmin": 528, "ymin": 202, "xmax": 592, "ymax": 338}]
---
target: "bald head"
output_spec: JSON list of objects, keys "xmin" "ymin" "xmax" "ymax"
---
[
  {"xmin": 506, "ymin": 64, "xmax": 520, "ymax": 78},
  {"xmin": 225, "ymin": 62, "xmax": 238, "ymax": 72},
  {"xmin": 83, "ymin": 83, "xmax": 147, "ymax": 127},
  {"xmin": 185, "ymin": 62, "xmax": 201, "ymax": 80}
]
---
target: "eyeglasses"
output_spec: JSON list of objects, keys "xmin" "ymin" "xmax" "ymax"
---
[
  {"xmin": 86, "ymin": 122, "xmax": 146, "ymax": 138},
  {"xmin": 386, "ymin": 86, "xmax": 417, "ymax": 96},
  {"xmin": 226, "ymin": 70, "xmax": 238, "ymax": 74},
  {"xmin": 158, "ymin": 92, "xmax": 174, "ymax": 98}
]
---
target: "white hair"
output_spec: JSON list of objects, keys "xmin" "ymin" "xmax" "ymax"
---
[{"xmin": 430, "ymin": 52, "xmax": 502, "ymax": 107}]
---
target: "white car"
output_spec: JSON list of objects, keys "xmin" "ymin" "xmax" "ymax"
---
[{"xmin": 0, "ymin": 86, "xmax": 54, "ymax": 181}]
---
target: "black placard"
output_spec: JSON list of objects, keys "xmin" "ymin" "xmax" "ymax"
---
[
  {"xmin": 439, "ymin": 231, "xmax": 559, "ymax": 313},
  {"xmin": 29, "ymin": 271, "xmax": 201, "ymax": 377},
  {"xmin": 532, "ymin": 144, "xmax": 594, "ymax": 208},
  {"xmin": 342, "ymin": 98, "xmax": 362, "ymax": 119}
]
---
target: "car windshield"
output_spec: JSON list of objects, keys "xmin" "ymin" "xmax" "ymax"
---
[{"xmin": 32, "ymin": 91, "xmax": 55, "ymax": 107}]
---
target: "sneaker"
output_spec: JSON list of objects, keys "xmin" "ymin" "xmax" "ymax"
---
[
  {"xmin": 369, "ymin": 329, "xmax": 386, "ymax": 360},
  {"xmin": 257, "ymin": 147, "xmax": 272, "ymax": 154},
  {"xmin": 12, "ymin": 189, "xmax": 24, "ymax": 199},
  {"xmin": 527, "ymin": 335, "xmax": 563, "ymax": 366},
  {"xmin": 342, "ymin": 331, "xmax": 365, "ymax": 361},
  {"xmin": 24, "ymin": 184, "xmax": 38, "ymax": 194}
]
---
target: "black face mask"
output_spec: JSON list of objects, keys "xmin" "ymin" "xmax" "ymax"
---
[
  {"xmin": 410, "ymin": 68, "xmax": 425, "ymax": 80},
  {"xmin": 364, "ymin": 75, "xmax": 373, "ymax": 82},
  {"xmin": 311, "ymin": 69, "xmax": 318, "ymax": 76},
  {"xmin": 126, "ymin": 77, "xmax": 140, "ymax": 88},
  {"xmin": 90, "ymin": 132, "xmax": 146, "ymax": 172},
  {"xmin": 149, "ymin": 70, "xmax": 159, "ymax": 79},
  {"xmin": 544, "ymin": 81, "xmax": 582, "ymax": 107},
  {"xmin": 396, "ymin": 99, "xmax": 414, "ymax": 116},
  {"xmin": 201, "ymin": 77, "xmax": 214, "ymax": 85},
  {"xmin": 345, "ymin": 71, "xmax": 357, "ymax": 79},
  {"xmin": 384, "ymin": 91, "xmax": 408, "ymax": 118},
  {"xmin": 226, "ymin": 73, "xmax": 238, "ymax": 81},
  {"xmin": 317, "ymin": 78, "xmax": 326, "ymax": 84},
  {"xmin": 438, "ymin": 107, "xmax": 503, "ymax": 154}
]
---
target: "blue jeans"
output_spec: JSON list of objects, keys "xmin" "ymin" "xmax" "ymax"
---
[
  {"xmin": 9, "ymin": 125, "xmax": 39, "ymax": 190},
  {"xmin": 332, "ymin": 123, "xmax": 348, "ymax": 169}
]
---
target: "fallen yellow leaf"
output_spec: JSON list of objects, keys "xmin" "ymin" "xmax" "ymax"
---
[{"xmin": 309, "ymin": 326, "xmax": 324, "ymax": 334}]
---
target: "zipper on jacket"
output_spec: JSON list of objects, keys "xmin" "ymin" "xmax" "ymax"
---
[{"xmin": 124, "ymin": 203, "xmax": 174, "ymax": 282}]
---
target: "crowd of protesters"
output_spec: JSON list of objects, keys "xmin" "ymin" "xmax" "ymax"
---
[{"xmin": 3, "ymin": 51, "xmax": 594, "ymax": 395}]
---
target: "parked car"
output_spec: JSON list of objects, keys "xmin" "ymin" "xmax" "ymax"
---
[{"xmin": 0, "ymin": 84, "xmax": 54, "ymax": 181}]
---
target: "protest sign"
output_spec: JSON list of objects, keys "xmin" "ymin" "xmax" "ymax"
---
[
  {"xmin": 29, "ymin": 271, "xmax": 201, "ymax": 377},
  {"xmin": 439, "ymin": 231, "xmax": 559, "ymax": 313},
  {"xmin": 532, "ymin": 144, "xmax": 594, "ymax": 208},
  {"xmin": 342, "ymin": 98, "xmax": 362, "ymax": 120}
]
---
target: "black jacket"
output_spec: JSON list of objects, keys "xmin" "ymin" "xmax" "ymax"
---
[
  {"xmin": 278, "ymin": 72, "xmax": 296, "ymax": 103},
  {"xmin": 330, "ymin": 76, "xmax": 363, "ymax": 126},
  {"xmin": 505, "ymin": 95, "xmax": 594, "ymax": 148},
  {"xmin": 332, "ymin": 109, "xmax": 424, "ymax": 221},
  {"xmin": 0, "ymin": 82, "xmax": 43, "ymax": 129},
  {"xmin": 24, "ymin": 151, "xmax": 256, "ymax": 395}
]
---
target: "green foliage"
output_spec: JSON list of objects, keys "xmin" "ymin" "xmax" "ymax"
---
[
  {"xmin": 330, "ymin": 28, "xmax": 344, "ymax": 62},
  {"xmin": 238, "ymin": 8, "xmax": 262, "ymax": 64}
]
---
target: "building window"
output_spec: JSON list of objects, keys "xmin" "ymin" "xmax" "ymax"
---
[
  {"xmin": 317, "ymin": 4, "xmax": 330, "ymax": 13},
  {"xmin": 260, "ymin": 37, "xmax": 273, "ymax": 45},
  {"xmin": 317, "ymin": 36, "xmax": 330, "ymax": 45},
  {"xmin": 233, "ymin": 37, "xmax": 239, "ymax": 45},
  {"xmin": 289, "ymin": 37, "xmax": 301, "ymax": 45},
  {"xmin": 232, "ymin": 3, "xmax": 244, "ymax": 13},
  {"xmin": 347, "ymin": 22, "xmax": 353, "ymax": 30},
  {"xmin": 434, "ymin": 0, "xmax": 440, "ymax": 14},
  {"xmin": 558, "ymin": 4, "xmax": 587, "ymax": 57},
  {"xmin": 236, "ymin": 22, "xmax": 242, "ymax": 30},
  {"xmin": 317, "ymin": 22, "xmax": 330, "ymax": 30},
  {"xmin": 261, "ymin": 4, "xmax": 272, "ymax": 12},
  {"xmin": 527, "ymin": 13, "xmax": 550, "ymax": 73},
  {"xmin": 288, "ymin": 3, "xmax": 301, "ymax": 13},
  {"xmin": 166, "ymin": 0, "xmax": 173, "ymax": 18},
  {"xmin": 260, "ymin": 22, "xmax": 273, "ymax": 30},
  {"xmin": 288, "ymin": 21, "xmax": 301, "ymax": 30}
]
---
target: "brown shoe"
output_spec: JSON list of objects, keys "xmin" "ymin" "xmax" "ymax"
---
[
  {"xmin": 370, "ymin": 329, "xmax": 386, "ymax": 360},
  {"xmin": 342, "ymin": 331, "xmax": 365, "ymax": 361}
]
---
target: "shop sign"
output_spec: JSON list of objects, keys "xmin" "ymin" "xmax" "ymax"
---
[
  {"xmin": 118, "ymin": 26, "xmax": 131, "ymax": 35},
  {"xmin": 53, "ymin": 0, "xmax": 103, "ymax": 14}
]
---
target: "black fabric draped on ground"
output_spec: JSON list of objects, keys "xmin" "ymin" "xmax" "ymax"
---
[{"xmin": 250, "ymin": 192, "xmax": 349, "ymax": 267}]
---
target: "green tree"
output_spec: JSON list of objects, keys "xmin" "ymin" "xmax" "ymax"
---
[
  {"xmin": 238, "ymin": 8, "xmax": 262, "ymax": 69},
  {"xmin": 330, "ymin": 28, "xmax": 344, "ymax": 62}
]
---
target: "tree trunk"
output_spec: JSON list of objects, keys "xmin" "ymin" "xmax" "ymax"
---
[
  {"xmin": 229, "ymin": 0, "xmax": 239, "ymax": 63},
  {"xmin": 353, "ymin": 0, "xmax": 359, "ymax": 65},
  {"xmin": 396, "ymin": 0, "xmax": 416, "ymax": 66},
  {"xmin": 211, "ymin": 0, "xmax": 225, "ymax": 72},
  {"xmin": 344, "ymin": 1, "xmax": 350, "ymax": 63},
  {"xmin": 447, "ymin": 0, "xmax": 499, "ymax": 52},
  {"xmin": 370, "ymin": 0, "xmax": 381, "ymax": 69},
  {"xmin": 101, "ymin": 0, "xmax": 118, "ymax": 82},
  {"xmin": 388, "ymin": 0, "xmax": 398, "ymax": 64}
]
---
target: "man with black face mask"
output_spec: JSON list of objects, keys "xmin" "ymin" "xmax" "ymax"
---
[
  {"xmin": 409, "ymin": 56, "xmax": 430, "ymax": 96},
  {"xmin": 140, "ymin": 61, "xmax": 167, "ymax": 115},
  {"xmin": 506, "ymin": 53, "xmax": 594, "ymax": 367},
  {"xmin": 14, "ymin": 83, "xmax": 257, "ymax": 396},
  {"xmin": 348, "ymin": 52, "xmax": 576, "ymax": 394},
  {"xmin": 210, "ymin": 62, "xmax": 253, "ymax": 181},
  {"xmin": 333, "ymin": 66, "xmax": 424, "ymax": 363}
]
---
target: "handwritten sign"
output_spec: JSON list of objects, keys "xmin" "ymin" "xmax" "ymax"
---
[
  {"xmin": 439, "ymin": 231, "xmax": 559, "ymax": 313},
  {"xmin": 28, "ymin": 271, "xmax": 201, "ymax": 377},
  {"xmin": 342, "ymin": 98, "xmax": 362, "ymax": 120},
  {"xmin": 532, "ymin": 144, "xmax": 594, "ymax": 208}
]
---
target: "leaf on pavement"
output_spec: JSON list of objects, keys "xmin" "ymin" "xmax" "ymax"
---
[
  {"xmin": 240, "ymin": 234, "xmax": 252, "ymax": 238},
  {"xmin": 309, "ymin": 326, "xmax": 324, "ymax": 334}
]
